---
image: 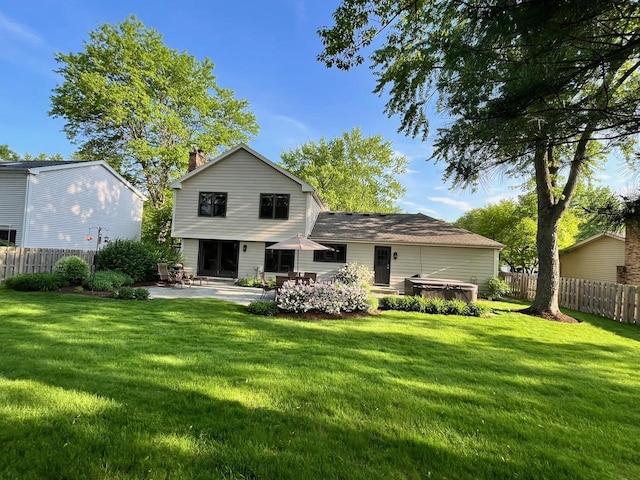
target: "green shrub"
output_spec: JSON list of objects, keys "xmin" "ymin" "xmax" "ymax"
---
[
  {"xmin": 485, "ymin": 276, "xmax": 511, "ymax": 300},
  {"xmin": 463, "ymin": 302, "xmax": 486, "ymax": 317},
  {"xmin": 378, "ymin": 295, "xmax": 482, "ymax": 317},
  {"xmin": 367, "ymin": 295, "xmax": 379, "ymax": 311},
  {"xmin": 426, "ymin": 298, "xmax": 447, "ymax": 314},
  {"xmin": 54, "ymin": 256, "xmax": 90, "ymax": 285},
  {"xmin": 246, "ymin": 300, "xmax": 279, "ymax": 316},
  {"xmin": 84, "ymin": 270, "xmax": 133, "ymax": 291},
  {"xmin": 134, "ymin": 288, "xmax": 150, "ymax": 300},
  {"xmin": 445, "ymin": 299, "xmax": 468, "ymax": 315},
  {"xmin": 97, "ymin": 239, "xmax": 158, "ymax": 282},
  {"xmin": 236, "ymin": 276, "xmax": 261, "ymax": 287},
  {"xmin": 379, "ymin": 296, "xmax": 400, "ymax": 310},
  {"xmin": 74, "ymin": 286, "xmax": 84, "ymax": 294},
  {"xmin": 112, "ymin": 286, "xmax": 136, "ymax": 299},
  {"xmin": 4, "ymin": 273, "xmax": 65, "ymax": 291}
]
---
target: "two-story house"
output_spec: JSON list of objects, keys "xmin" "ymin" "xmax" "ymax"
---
[
  {"xmin": 171, "ymin": 144, "xmax": 502, "ymax": 291},
  {"xmin": 0, "ymin": 160, "xmax": 146, "ymax": 249}
]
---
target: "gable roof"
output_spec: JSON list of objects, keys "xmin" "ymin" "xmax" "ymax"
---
[
  {"xmin": 0, "ymin": 160, "xmax": 147, "ymax": 200},
  {"xmin": 560, "ymin": 232, "xmax": 625, "ymax": 255},
  {"xmin": 310, "ymin": 212, "xmax": 503, "ymax": 248},
  {"xmin": 170, "ymin": 144, "xmax": 325, "ymax": 204}
]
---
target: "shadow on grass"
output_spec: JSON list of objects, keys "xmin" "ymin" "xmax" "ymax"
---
[{"xmin": 1, "ymin": 292, "xmax": 640, "ymax": 479}]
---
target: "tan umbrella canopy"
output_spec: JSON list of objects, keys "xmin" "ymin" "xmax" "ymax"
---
[{"xmin": 266, "ymin": 234, "xmax": 332, "ymax": 274}]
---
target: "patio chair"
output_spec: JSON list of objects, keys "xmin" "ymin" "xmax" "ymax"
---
[
  {"xmin": 157, "ymin": 263, "xmax": 178, "ymax": 287},
  {"xmin": 275, "ymin": 275, "xmax": 290, "ymax": 300},
  {"xmin": 260, "ymin": 272, "xmax": 275, "ymax": 299}
]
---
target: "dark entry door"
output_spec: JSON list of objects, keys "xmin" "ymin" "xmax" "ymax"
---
[
  {"xmin": 374, "ymin": 246, "xmax": 391, "ymax": 285},
  {"xmin": 198, "ymin": 240, "xmax": 239, "ymax": 278}
]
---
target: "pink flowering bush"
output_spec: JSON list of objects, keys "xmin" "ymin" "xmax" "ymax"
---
[
  {"xmin": 334, "ymin": 263, "xmax": 373, "ymax": 287},
  {"xmin": 277, "ymin": 279, "xmax": 370, "ymax": 314}
]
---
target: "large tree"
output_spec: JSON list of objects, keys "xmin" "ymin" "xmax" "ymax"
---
[
  {"xmin": 280, "ymin": 127, "xmax": 407, "ymax": 212},
  {"xmin": 50, "ymin": 16, "xmax": 259, "ymax": 209},
  {"xmin": 0, "ymin": 145, "xmax": 19, "ymax": 161},
  {"xmin": 318, "ymin": 0, "xmax": 640, "ymax": 318},
  {"xmin": 0, "ymin": 144, "xmax": 63, "ymax": 162},
  {"xmin": 455, "ymin": 195, "xmax": 579, "ymax": 273}
]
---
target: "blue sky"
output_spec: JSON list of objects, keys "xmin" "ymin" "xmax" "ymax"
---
[{"xmin": 0, "ymin": 1, "xmax": 629, "ymax": 221}]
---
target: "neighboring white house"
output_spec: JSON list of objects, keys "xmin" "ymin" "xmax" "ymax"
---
[
  {"xmin": 171, "ymin": 144, "xmax": 502, "ymax": 291},
  {"xmin": 560, "ymin": 232, "xmax": 625, "ymax": 283},
  {"xmin": 0, "ymin": 160, "xmax": 146, "ymax": 249}
]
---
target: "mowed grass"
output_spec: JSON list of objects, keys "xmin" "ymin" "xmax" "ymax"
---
[{"xmin": 1, "ymin": 291, "xmax": 639, "ymax": 480}]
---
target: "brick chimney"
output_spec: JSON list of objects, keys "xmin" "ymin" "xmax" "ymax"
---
[{"xmin": 188, "ymin": 147, "xmax": 206, "ymax": 172}]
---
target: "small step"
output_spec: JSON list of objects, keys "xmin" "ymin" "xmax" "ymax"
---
[{"xmin": 370, "ymin": 286, "xmax": 400, "ymax": 296}]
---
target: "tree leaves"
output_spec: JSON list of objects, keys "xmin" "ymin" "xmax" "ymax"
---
[
  {"xmin": 280, "ymin": 127, "xmax": 407, "ymax": 212},
  {"xmin": 50, "ymin": 15, "xmax": 259, "ymax": 208}
]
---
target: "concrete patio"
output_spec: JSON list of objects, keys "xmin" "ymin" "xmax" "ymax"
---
[{"xmin": 146, "ymin": 278, "xmax": 274, "ymax": 305}]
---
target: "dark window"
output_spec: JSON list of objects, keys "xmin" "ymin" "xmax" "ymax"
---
[
  {"xmin": 259, "ymin": 194, "xmax": 289, "ymax": 219},
  {"xmin": 313, "ymin": 244, "xmax": 347, "ymax": 263},
  {"xmin": 264, "ymin": 242, "xmax": 295, "ymax": 273},
  {"xmin": 0, "ymin": 229, "xmax": 16, "ymax": 245},
  {"xmin": 199, "ymin": 192, "xmax": 227, "ymax": 217}
]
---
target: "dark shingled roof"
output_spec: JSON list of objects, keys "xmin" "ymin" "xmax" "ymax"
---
[
  {"xmin": 310, "ymin": 212, "xmax": 502, "ymax": 248},
  {"xmin": 0, "ymin": 160, "xmax": 79, "ymax": 170}
]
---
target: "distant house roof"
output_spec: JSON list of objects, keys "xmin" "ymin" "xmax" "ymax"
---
[
  {"xmin": 310, "ymin": 212, "xmax": 503, "ymax": 248},
  {"xmin": 560, "ymin": 232, "xmax": 625, "ymax": 255},
  {"xmin": 0, "ymin": 159, "xmax": 147, "ymax": 200},
  {"xmin": 0, "ymin": 160, "xmax": 79, "ymax": 170}
]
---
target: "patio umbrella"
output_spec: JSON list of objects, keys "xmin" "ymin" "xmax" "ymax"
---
[{"xmin": 266, "ymin": 234, "xmax": 332, "ymax": 274}]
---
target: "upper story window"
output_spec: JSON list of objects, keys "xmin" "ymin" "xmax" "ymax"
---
[
  {"xmin": 313, "ymin": 243, "xmax": 347, "ymax": 263},
  {"xmin": 199, "ymin": 192, "xmax": 227, "ymax": 217},
  {"xmin": 259, "ymin": 194, "xmax": 290, "ymax": 219},
  {"xmin": 0, "ymin": 228, "xmax": 16, "ymax": 246}
]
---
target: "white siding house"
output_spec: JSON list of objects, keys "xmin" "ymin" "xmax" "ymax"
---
[
  {"xmin": 170, "ymin": 144, "xmax": 503, "ymax": 289},
  {"xmin": 0, "ymin": 160, "xmax": 146, "ymax": 249}
]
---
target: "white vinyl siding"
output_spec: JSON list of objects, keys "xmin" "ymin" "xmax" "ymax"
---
[
  {"xmin": 294, "ymin": 242, "xmax": 498, "ymax": 292},
  {"xmin": 560, "ymin": 236, "xmax": 625, "ymax": 283},
  {"xmin": 305, "ymin": 192, "xmax": 323, "ymax": 236},
  {"xmin": 0, "ymin": 172, "xmax": 27, "ymax": 246},
  {"xmin": 24, "ymin": 165, "xmax": 144, "ymax": 249},
  {"xmin": 173, "ymin": 150, "xmax": 309, "ymax": 241}
]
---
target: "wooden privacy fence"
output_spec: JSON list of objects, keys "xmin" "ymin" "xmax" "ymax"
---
[
  {"xmin": 0, "ymin": 247, "xmax": 96, "ymax": 282},
  {"xmin": 501, "ymin": 272, "xmax": 640, "ymax": 325}
]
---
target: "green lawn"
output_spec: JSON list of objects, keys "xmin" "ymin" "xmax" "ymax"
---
[{"xmin": 1, "ymin": 291, "xmax": 639, "ymax": 480}]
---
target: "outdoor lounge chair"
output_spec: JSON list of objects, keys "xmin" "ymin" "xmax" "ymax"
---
[{"xmin": 157, "ymin": 263, "xmax": 179, "ymax": 287}]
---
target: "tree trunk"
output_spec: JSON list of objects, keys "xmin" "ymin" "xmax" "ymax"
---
[
  {"xmin": 527, "ymin": 207, "xmax": 562, "ymax": 314},
  {"xmin": 623, "ymin": 215, "xmax": 640, "ymax": 285}
]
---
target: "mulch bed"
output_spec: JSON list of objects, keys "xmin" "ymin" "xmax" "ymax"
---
[{"xmin": 520, "ymin": 308, "xmax": 580, "ymax": 323}]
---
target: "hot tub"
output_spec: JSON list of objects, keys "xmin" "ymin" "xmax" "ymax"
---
[{"xmin": 404, "ymin": 276, "xmax": 478, "ymax": 302}]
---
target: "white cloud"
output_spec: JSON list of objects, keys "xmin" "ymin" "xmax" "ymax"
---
[
  {"xmin": 0, "ymin": 12, "xmax": 43, "ymax": 46},
  {"xmin": 485, "ymin": 194, "xmax": 516, "ymax": 204},
  {"xmin": 428, "ymin": 196, "xmax": 473, "ymax": 211},
  {"xmin": 400, "ymin": 200, "xmax": 439, "ymax": 216},
  {"xmin": 271, "ymin": 114, "xmax": 311, "ymax": 135}
]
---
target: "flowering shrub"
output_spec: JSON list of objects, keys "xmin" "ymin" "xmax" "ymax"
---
[
  {"xmin": 334, "ymin": 263, "xmax": 373, "ymax": 287},
  {"xmin": 277, "ymin": 280, "xmax": 370, "ymax": 315}
]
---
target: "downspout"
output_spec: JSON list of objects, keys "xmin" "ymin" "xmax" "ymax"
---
[{"xmin": 22, "ymin": 170, "xmax": 34, "ymax": 247}]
